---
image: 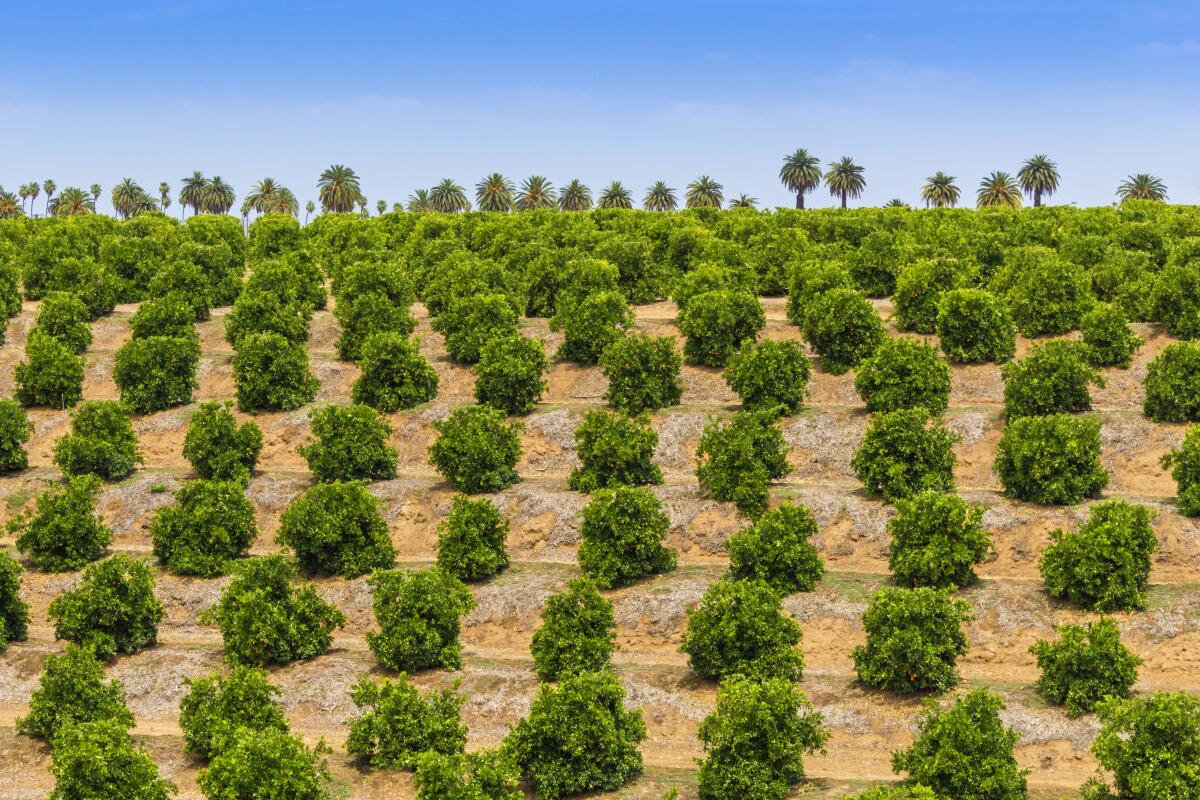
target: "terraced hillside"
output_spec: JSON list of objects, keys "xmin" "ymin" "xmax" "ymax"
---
[{"xmin": 0, "ymin": 286, "xmax": 1196, "ymax": 800}]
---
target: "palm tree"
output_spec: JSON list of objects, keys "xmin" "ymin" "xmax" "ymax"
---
[
  {"xmin": 429, "ymin": 179, "xmax": 470, "ymax": 213},
  {"xmin": 240, "ymin": 197, "xmax": 252, "ymax": 230},
  {"xmin": 17, "ymin": 184, "xmax": 29, "ymax": 215},
  {"xmin": 685, "ymin": 176, "xmax": 724, "ymax": 208},
  {"xmin": 0, "ymin": 187, "xmax": 22, "ymax": 219},
  {"xmin": 392, "ymin": 202, "xmax": 403, "ymax": 213},
  {"xmin": 317, "ymin": 164, "xmax": 363, "ymax": 213},
  {"xmin": 49, "ymin": 187, "xmax": 95, "ymax": 216},
  {"xmin": 597, "ymin": 181, "xmax": 634, "ymax": 209},
  {"xmin": 728, "ymin": 194, "xmax": 758, "ymax": 209},
  {"xmin": 112, "ymin": 178, "xmax": 147, "ymax": 219},
  {"xmin": 159, "ymin": 182, "xmax": 171, "ymax": 212},
  {"xmin": 204, "ymin": 176, "xmax": 236, "ymax": 214},
  {"xmin": 247, "ymin": 177, "xmax": 299, "ymax": 215},
  {"xmin": 1117, "ymin": 174, "xmax": 1168, "ymax": 203},
  {"xmin": 976, "ymin": 172, "xmax": 1022, "ymax": 208},
  {"xmin": 475, "ymin": 173, "xmax": 515, "ymax": 212},
  {"xmin": 89, "ymin": 184, "xmax": 102, "ymax": 211},
  {"xmin": 179, "ymin": 171, "xmax": 209, "ymax": 218},
  {"xmin": 358, "ymin": 198, "xmax": 369, "ymax": 217},
  {"xmin": 376, "ymin": 199, "xmax": 387, "ymax": 216},
  {"xmin": 643, "ymin": 181, "xmax": 677, "ymax": 211},
  {"xmin": 304, "ymin": 200, "xmax": 316, "ymax": 224},
  {"xmin": 28, "ymin": 182, "xmax": 40, "ymax": 216},
  {"xmin": 516, "ymin": 176, "xmax": 557, "ymax": 211},
  {"xmin": 276, "ymin": 188, "xmax": 299, "ymax": 217},
  {"xmin": 824, "ymin": 158, "xmax": 865, "ymax": 209},
  {"xmin": 558, "ymin": 179, "xmax": 592, "ymax": 211},
  {"xmin": 1017, "ymin": 155, "xmax": 1060, "ymax": 207},
  {"xmin": 884, "ymin": 199, "xmax": 909, "ymax": 208},
  {"xmin": 779, "ymin": 148, "xmax": 822, "ymax": 209},
  {"xmin": 43, "ymin": 179, "xmax": 57, "ymax": 216},
  {"xmin": 921, "ymin": 172, "xmax": 960, "ymax": 208},
  {"xmin": 408, "ymin": 188, "xmax": 435, "ymax": 212}
]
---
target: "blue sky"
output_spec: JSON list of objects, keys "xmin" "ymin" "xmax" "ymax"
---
[{"xmin": 2, "ymin": 1, "xmax": 1198, "ymax": 213}]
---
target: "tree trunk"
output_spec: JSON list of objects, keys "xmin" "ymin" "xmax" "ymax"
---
[
  {"xmin": 840, "ymin": 192, "xmax": 847, "ymax": 209},
  {"xmin": 1034, "ymin": 188, "xmax": 1042, "ymax": 207},
  {"xmin": 795, "ymin": 192, "xmax": 804, "ymax": 210}
]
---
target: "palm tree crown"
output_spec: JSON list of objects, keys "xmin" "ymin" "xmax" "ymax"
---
[
  {"xmin": 407, "ymin": 189, "xmax": 434, "ymax": 213},
  {"xmin": 179, "ymin": 171, "xmax": 209, "ymax": 217},
  {"xmin": 247, "ymin": 177, "xmax": 298, "ymax": 216},
  {"xmin": 921, "ymin": 172, "xmax": 960, "ymax": 208},
  {"xmin": 49, "ymin": 187, "xmax": 95, "ymax": 216},
  {"xmin": 111, "ymin": 178, "xmax": 158, "ymax": 218},
  {"xmin": 643, "ymin": 181, "xmax": 677, "ymax": 211},
  {"xmin": 598, "ymin": 181, "xmax": 634, "ymax": 209},
  {"xmin": 685, "ymin": 176, "xmax": 724, "ymax": 209},
  {"xmin": 317, "ymin": 164, "xmax": 363, "ymax": 213},
  {"xmin": 475, "ymin": 173, "xmax": 515, "ymax": 212},
  {"xmin": 824, "ymin": 158, "xmax": 866, "ymax": 209},
  {"xmin": 1017, "ymin": 155, "xmax": 1060, "ymax": 207},
  {"xmin": 728, "ymin": 194, "xmax": 758, "ymax": 209},
  {"xmin": 976, "ymin": 172, "xmax": 1022, "ymax": 208},
  {"xmin": 780, "ymin": 148, "xmax": 822, "ymax": 209},
  {"xmin": 516, "ymin": 176, "xmax": 557, "ymax": 211},
  {"xmin": 558, "ymin": 179, "xmax": 592, "ymax": 211},
  {"xmin": 429, "ymin": 179, "xmax": 470, "ymax": 213},
  {"xmin": 1117, "ymin": 174, "xmax": 1168, "ymax": 203},
  {"xmin": 204, "ymin": 176, "xmax": 236, "ymax": 214},
  {"xmin": 0, "ymin": 187, "xmax": 22, "ymax": 219}
]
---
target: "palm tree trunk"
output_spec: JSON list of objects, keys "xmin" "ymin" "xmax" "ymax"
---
[
  {"xmin": 795, "ymin": 192, "xmax": 803, "ymax": 210},
  {"xmin": 840, "ymin": 192, "xmax": 847, "ymax": 210},
  {"xmin": 1034, "ymin": 188, "xmax": 1042, "ymax": 208}
]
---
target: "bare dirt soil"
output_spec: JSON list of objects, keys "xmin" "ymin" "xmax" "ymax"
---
[{"xmin": 0, "ymin": 296, "xmax": 1195, "ymax": 799}]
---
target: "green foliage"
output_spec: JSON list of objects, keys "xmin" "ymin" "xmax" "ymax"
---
[
  {"xmin": 130, "ymin": 293, "xmax": 197, "ymax": 339},
  {"xmin": 1161, "ymin": 424, "xmax": 1200, "ymax": 516},
  {"xmin": 726, "ymin": 502, "xmax": 825, "ymax": 594},
  {"xmin": 428, "ymin": 405, "xmax": 522, "ymax": 493},
  {"xmin": 352, "ymin": 332, "xmax": 439, "ymax": 411},
  {"xmin": 48, "ymin": 720, "xmax": 175, "ymax": 800},
  {"xmin": 475, "ymin": 335, "xmax": 547, "ymax": 414},
  {"xmin": 801, "ymin": 287, "xmax": 885, "ymax": 374},
  {"xmin": 936, "ymin": 288, "xmax": 1016, "ymax": 363},
  {"xmin": 15, "ymin": 330, "xmax": 85, "ymax": 408},
  {"xmin": 113, "ymin": 334, "xmax": 200, "ymax": 413},
  {"xmin": 346, "ymin": 673, "xmax": 467, "ymax": 769},
  {"xmin": 18, "ymin": 645, "xmax": 134, "ymax": 744},
  {"xmin": 1143, "ymin": 342, "xmax": 1200, "ymax": 422},
  {"xmin": 148, "ymin": 257, "xmax": 211, "ymax": 320},
  {"xmin": 844, "ymin": 787, "xmax": 939, "ymax": 800},
  {"xmin": 0, "ymin": 398, "xmax": 32, "ymax": 472},
  {"xmin": 225, "ymin": 286, "xmax": 313, "ymax": 347},
  {"xmin": 11, "ymin": 474, "xmax": 112, "ymax": 571},
  {"xmin": 894, "ymin": 258, "xmax": 970, "ymax": 334},
  {"xmin": 672, "ymin": 262, "xmax": 755, "ymax": 313},
  {"xmin": 1081, "ymin": 303, "xmax": 1142, "ymax": 368},
  {"xmin": 888, "ymin": 491, "xmax": 989, "ymax": 589},
  {"xmin": 435, "ymin": 495, "xmax": 509, "ymax": 582},
  {"xmin": 696, "ymin": 675, "xmax": 829, "ymax": 800},
  {"xmin": 34, "ymin": 291, "xmax": 92, "ymax": 352},
  {"xmin": 435, "ymin": 293, "xmax": 520, "ymax": 363},
  {"xmin": 179, "ymin": 666, "xmax": 290, "ymax": 761},
  {"xmin": 994, "ymin": 414, "xmax": 1108, "ymax": 504},
  {"xmin": 1006, "ymin": 256, "xmax": 1093, "ymax": 336},
  {"xmin": 150, "ymin": 479, "xmax": 258, "ymax": 577},
  {"xmin": 277, "ymin": 480, "xmax": 395, "ymax": 577},
  {"xmin": 852, "ymin": 409, "xmax": 957, "ymax": 502},
  {"xmin": 578, "ymin": 486, "xmax": 677, "ymax": 588},
  {"xmin": 334, "ymin": 291, "xmax": 417, "ymax": 361},
  {"xmin": 556, "ymin": 290, "xmax": 634, "ymax": 364},
  {"xmin": 600, "ymin": 333, "xmax": 683, "ymax": 414},
  {"xmin": 891, "ymin": 689, "xmax": 1028, "ymax": 800},
  {"xmin": 52, "ymin": 400, "xmax": 141, "ymax": 480},
  {"xmin": 504, "ymin": 670, "xmax": 646, "ymax": 800},
  {"xmin": 723, "ymin": 339, "xmax": 811, "ymax": 415},
  {"xmin": 785, "ymin": 261, "xmax": 853, "ymax": 327},
  {"xmin": 202, "ymin": 554, "xmax": 346, "ymax": 666},
  {"xmin": 232, "ymin": 331, "xmax": 319, "ymax": 411},
  {"xmin": 1083, "ymin": 692, "xmax": 1200, "ymax": 800},
  {"xmin": 677, "ymin": 289, "xmax": 766, "ymax": 367},
  {"xmin": 1039, "ymin": 499, "xmax": 1157, "ymax": 612},
  {"xmin": 48, "ymin": 553, "xmax": 164, "ymax": 659},
  {"xmin": 183, "ymin": 401, "xmax": 263, "ymax": 484},
  {"xmin": 366, "ymin": 567, "xmax": 475, "ymax": 672},
  {"xmin": 0, "ymin": 551, "xmax": 30, "ymax": 650},
  {"xmin": 529, "ymin": 577, "xmax": 616, "ymax": 681},
  {"xmin": 414, "ymin": 749, "xmax": 523, "ymax": 800},
  {"xmin": 248, "ymin": 213, "xmax": 303, "ymax": 260},
  {"xmin": 1150, "ymin": 264, "xmax": 1200, "ymax": 339},
  {"xmin": 1031, "ymin": 618, "xmax": 1140, "ymax": 716},
  {"xmin": 198, "ymin": 728, "xmax": 332, "ymax": 800},
  {"xmin": 854, "ymin": 337, "xmax": 951, "ymax": 414},
  {"xmin": 852, "ymin": 587, "xmax": 972, "ymax": 693},
  {"xmin": 568, "ymin": 410, "xmax": 662, "ymax": 492},
  {"xmin": 681, "ymin": 578, "xmax": 804, "ymax": 681},
  {"xmin": 244, "ymin": 255, "xmax": 326, "ymax": 312},
  {"xmin": 696, "ymin": 410, "xmax": 791, "ymax": 518},
  {"xmin": 299, "ymin": 403, "xmax": 397, "ymax": 482},
  {"xmin": 1002, "ymin": 340, "xmax": 1102, "ymax": 418}
]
